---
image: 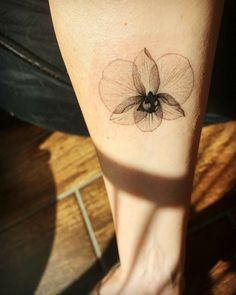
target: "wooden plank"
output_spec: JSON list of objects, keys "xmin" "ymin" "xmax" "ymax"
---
[
  {"xmin": 0, "ymin": 194, "xmax": 101, "ymax": 295},
  {"xmin": 188, "ymin": 189, "xmax": 236, "ymax": 234},
  {"xmin": 80, "ymin": 177, "xmax": 118, "ymax": 267},
  {"xmin": 0, "ymin": 129, "xmax": 101, "ymax": 231},
  {"xmin": 191, "ymin": 121, "xmax": 236, "ymax": 216},
  {"xmin": 39, "ymin": 132, "xmax": 101, "ymax": 193},
  {"xmin": 210, "ymin": 259, "xmax": 236, "ymax": 295},
  {"xmin": 184, "ymin": 217, "xmax": 236, "ymax": 295}
]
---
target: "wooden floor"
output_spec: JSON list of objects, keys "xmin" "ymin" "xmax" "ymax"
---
[{"xmin": 0, "ymin": 115, "xmax": 235, "ymax": 295}]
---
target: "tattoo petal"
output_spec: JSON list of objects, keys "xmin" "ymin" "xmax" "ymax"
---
[
  {"xmin": 156, "ymin": 54, "xmax": 194, "ymax": 104},
  {"xmin": 112, "ymin": 96, "xmax": 141, "ymax": 114},
  {"xmin": 159, "ymin": 93, "xmax": 185, "ymax": 120},
  {"xmin": 99, "ymin": 59, "xmax": 138, "ymax": 112},
  {"xmin": 133, "ymin": 48, "xmax": 160, "ymax": 95},
  {"xmin": 134, "ymin": 107, "xmax": 163, "ymax": 132},
  {"xmin": 110, "ymin": 103, "xmax": 138, "ymax": 125}
]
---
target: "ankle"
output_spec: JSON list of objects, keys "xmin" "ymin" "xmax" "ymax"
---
[
  {"xmin": 98, "ymin": 263, "xmax": 185, "ymax": 295},
  {"xmin": 119, "ymin": 273, "xmax": 185, "ymax": 295},
  {"xmin": 117, "ymin": 262, "xmax": 185, "ymax": 293}
]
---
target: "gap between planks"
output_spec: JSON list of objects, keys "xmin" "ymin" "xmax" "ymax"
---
[{"xmin": 0, "ymin": 172, "xmax": 102, "ymax": 234}]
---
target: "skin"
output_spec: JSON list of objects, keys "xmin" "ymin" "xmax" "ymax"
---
[{"xmin": 49, "ymin": 1, "xmax": 224, "ymax": 294}]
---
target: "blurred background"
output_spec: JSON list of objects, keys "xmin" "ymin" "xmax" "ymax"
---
[{"xmin": 0, "ymin": 1, "xmax": 235, "ymax": 295}]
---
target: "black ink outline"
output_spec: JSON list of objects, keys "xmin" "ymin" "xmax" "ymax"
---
[{"xmin": 99, "ymin": 48, "xmax": 194, "ymax": 132}]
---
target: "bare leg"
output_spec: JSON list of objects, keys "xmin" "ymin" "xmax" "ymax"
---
[{"xmin": 49, "ymin": 1, "xmax": 223, "ymax": 294}]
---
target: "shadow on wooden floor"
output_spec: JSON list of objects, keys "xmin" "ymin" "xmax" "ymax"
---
[{"xmin": 0, "ymin": 112, "xmax": 57, "ymax": 294}]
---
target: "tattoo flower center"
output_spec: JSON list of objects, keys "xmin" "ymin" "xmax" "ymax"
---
[
  {"xmin": 138, "ymin": 91, "xmax": 161, "ymax": 113},
  {"xmin": 99, "ymin": 48, "xmax": 194, "ymax": 132}
]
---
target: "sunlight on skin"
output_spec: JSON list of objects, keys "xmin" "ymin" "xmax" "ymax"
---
[{"xmin": 49, "ymin": 1, "xmax": 224, "ymax": 294}]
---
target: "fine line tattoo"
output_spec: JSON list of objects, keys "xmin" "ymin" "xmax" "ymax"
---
[{"xmin": 99, "ymin": 48, "xmax": 194, "ymax": 132}]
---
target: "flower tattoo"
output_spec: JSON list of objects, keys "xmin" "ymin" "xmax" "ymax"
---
[{"xmin": 99, "ymin": 48, "xmax": 194, "ymax": 132}]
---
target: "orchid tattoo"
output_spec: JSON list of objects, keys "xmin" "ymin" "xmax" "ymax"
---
[{"xmin": 99, "ymin": 48, "xmax": 194, "ymax": 132}]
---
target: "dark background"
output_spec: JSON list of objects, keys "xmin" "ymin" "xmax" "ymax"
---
[{"xmin": 0, "ymin": 0, "xmax": 235, "ymax": 136}]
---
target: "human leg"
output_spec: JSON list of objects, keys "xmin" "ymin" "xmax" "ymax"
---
[{"xmin": 49, "ymin": 1, "xmax": 224, "ymax": 294}]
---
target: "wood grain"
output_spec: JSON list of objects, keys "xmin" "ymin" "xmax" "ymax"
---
[
  {"xmin": 80, "ymin": 177, "xmax": 117, "ymax": 257},
  {"xmin": 39, "ymin": 132, "xmax": 100, "ymax": 193},
  {"xmin": 0, "ymin": 126, "xmax": 100, "ymax": 231},
  {"xmin": 191, "ymin": 121, "xmax": 236, "ymax": 214},
  {"xmin": 80, "ymin": 177, "xmax": 120, "ymax": 273},
  {"xmin": 0, "ymin": 195, "xmax": 100, "ymax": 295},
  {"xmin": 210, "ymin": 259, "xmax": 236, "ymax": 295}
]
